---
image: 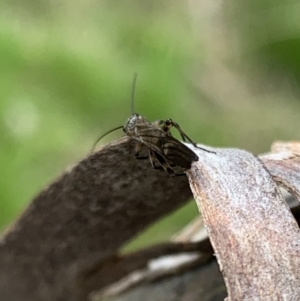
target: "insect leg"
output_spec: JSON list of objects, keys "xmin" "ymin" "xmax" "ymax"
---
[
  {"xmin": 151, "ymin": 150, "xmax": 186, "ymax": 177},
  {"xmin": 167, "ymin": 119, "xmax": 215, "ymax": 154},
  {"xmin": 149, "ymin": 149, "xmax": 173, "ymax": 175},
  {"xmin": 148, "ymin": 150, "xmax": 163, "ymax": 170},
  {"xmin": 134, "ymin": 142, "xmax": 148, "ymax": 159}
]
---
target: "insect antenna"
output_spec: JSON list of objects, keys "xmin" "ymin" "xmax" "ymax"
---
[
  {"xmin": 91, "ymin": 125, "xmax": 123, "ymax": 152},
  {"xmin": 131, "ymin": 72, "xmax": 138, "ymax": 115}
]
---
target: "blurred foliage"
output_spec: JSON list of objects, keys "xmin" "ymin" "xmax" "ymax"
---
[
  {"xmin": 224, "ymin": 0, "xmax": 300, "ymax": 90},
  {"xmin": 0, "ymin": 1, "xmax": 300, "ymax": 248}
]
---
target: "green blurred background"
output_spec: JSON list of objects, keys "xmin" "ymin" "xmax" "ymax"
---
[{"xmin": 1, "ymin": 0, "xmax": 300, "ymax": 249}]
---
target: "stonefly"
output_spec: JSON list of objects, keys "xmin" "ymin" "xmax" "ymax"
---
[{"xmin": 93, "ymin": 74, "xmax": 214, "ymax": 176}]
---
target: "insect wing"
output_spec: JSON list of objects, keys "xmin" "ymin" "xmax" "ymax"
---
[
  {"xmin": 132, "ymin": 124, "xmax": 167, "ymax": 155},
  {"xmin": 160, "ymin": 136, "xmax": 199, "ymax": 169},
  {"xmin": 134, "ymin": 127, "xmax": 198, "ymax": 170},
  {"xmin": 130, "ymin": 122, "xmax": 198, "ymax": 170},
  {"xmin": 123, "ymin": 113, "xmax": 199, "ymax": 171}
]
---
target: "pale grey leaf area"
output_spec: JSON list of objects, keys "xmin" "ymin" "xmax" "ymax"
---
[{"xmin": 187, "ymin": 143, "xmax": 300, "ymax": 301}]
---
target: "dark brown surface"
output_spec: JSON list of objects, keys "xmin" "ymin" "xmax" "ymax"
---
[{"xmin": 0, "ymin": 137, "xmax": 192, "ymax": 301}]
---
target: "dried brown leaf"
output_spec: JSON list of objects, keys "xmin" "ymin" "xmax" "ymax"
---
[{"xmin": 187, "ymin": 145, "xmax": 300, "ymax": 301}]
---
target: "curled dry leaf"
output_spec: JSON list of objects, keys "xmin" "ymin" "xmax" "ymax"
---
[
  {"xmin": 1, "ymin": 138, "xmax": 300, "ymax": 301},
  {"xmin": 260, "ymin": 141, "xmax": 300, "ymax": 201},
  {"xmin": 270, "ymin": 141, "xmax": 300, "ymax": 155},
  {"xmin": 187, "ymin": 143, "xmax": 300, "ymax": 301},
  {"xmin": 0, "ymin": 138, "xmax": 192, "ymax": 301},
  {"xmin": 90, "ymin": 240, "xmax": 214, "ymax": 300},
  {"xmin": 95, "ymin": 141, "xmax": 300, "ymax": 301}
]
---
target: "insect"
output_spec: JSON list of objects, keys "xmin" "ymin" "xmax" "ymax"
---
[{"xmin": 93, "ymin": 74, "xmax": 214, "ymax": 176}]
